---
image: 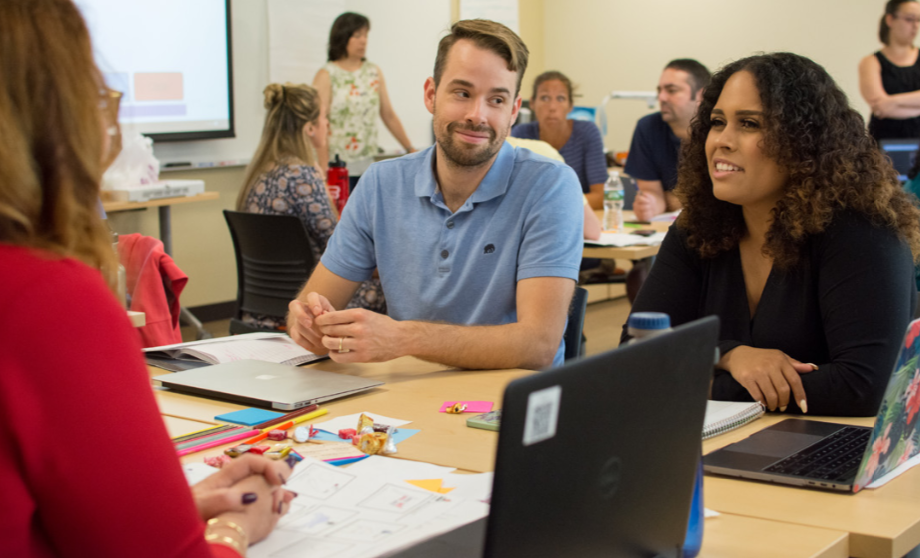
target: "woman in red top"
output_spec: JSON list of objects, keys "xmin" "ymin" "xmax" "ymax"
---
[{"xmin": 0, "ymin": 1, "xmax": 294, "ymax": 556}]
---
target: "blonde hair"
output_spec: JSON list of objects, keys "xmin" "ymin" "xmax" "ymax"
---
[
  {"xmin": 237, "ymin": 83, "xmax": 322, "ymax": 210},
  {"xmin": 0, "ymin": 0, "xmax": 117, "ymax": 288}
]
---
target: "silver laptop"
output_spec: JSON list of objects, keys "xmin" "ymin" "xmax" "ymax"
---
[
  {"xmin": 704, "ymin": 318, "xmax": 920, "ymax": 493},
  {"xmin": 153, "ymin": 360, "xmax": 383, "ymax": 410}
]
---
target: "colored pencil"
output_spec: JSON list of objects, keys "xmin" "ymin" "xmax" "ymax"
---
[
  {"xmin": 242, "ymin": 408, "xmax": 329, "ymax": 445},
  {"xmin": 252, "ymin": 404, "xmax": 319, "ymax": 430},
  {"xmin": 177, "ymin": 429, "xmax": 257, "ymax": 457},
  {"xmin": 171, "ymin": 424, "xmax": 235, "ymax": 444},
  {"xmin": 175, "ymin": 426, "xmax": 251, "ymax": 451}
]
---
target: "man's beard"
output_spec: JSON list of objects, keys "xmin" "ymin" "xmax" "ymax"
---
[{"xmin": 434, "ymin": 109, "xmax": 506, "ymax": 167}]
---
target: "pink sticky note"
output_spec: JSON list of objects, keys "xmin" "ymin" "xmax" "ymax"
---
[{"xmin": 439, "ymin": 401, "xmax": 494, "ymax": 413}]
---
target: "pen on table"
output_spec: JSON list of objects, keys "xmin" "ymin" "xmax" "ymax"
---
[{"xmin": 177, "ymin": 429, "xmax": 257, "ymax": 457}]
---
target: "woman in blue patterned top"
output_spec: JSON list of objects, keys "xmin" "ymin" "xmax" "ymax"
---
[
  {"xmin": 512, "ymin": 71, "xmax": 609, "ymax": 209},
  {"xmin": 236, "ymin": 83, "xmax": 385, "ymax": 329}
]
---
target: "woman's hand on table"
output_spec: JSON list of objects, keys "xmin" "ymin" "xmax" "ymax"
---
[
  {"xmin": 192, "ymin": 454, "xmax": 293, "ymax": 520},
  {"xmin": 718, "ymin": 346, "xmax": 816, "ymax": 412},
  {"xmin": 212, "ymin": 474, "xmax": 297, "ymax": 547}
]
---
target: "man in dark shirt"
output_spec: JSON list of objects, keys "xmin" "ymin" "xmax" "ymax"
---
[{"xmin": 625, "ymin": 59, "xmax": 710, "ymax": 221}]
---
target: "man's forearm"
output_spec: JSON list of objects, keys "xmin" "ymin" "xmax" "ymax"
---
[{"xmin": 397, "ymin": 320, "xmax": 562, "ymax": 371}]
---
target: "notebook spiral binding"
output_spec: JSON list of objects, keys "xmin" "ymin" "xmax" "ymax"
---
[{"xmin": 702, "ymin": 403, "xmax": 765, "ymax": 440}]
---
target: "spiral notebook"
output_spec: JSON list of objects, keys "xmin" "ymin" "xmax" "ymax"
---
[{"xmin": 703, "ymin": 400, "xmax": 765, "ymax": 439}]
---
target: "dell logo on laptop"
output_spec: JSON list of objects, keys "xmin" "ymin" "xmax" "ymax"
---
[{"xmin": 484, "ymin": 244, "xmax": 495, "ymax": 254}]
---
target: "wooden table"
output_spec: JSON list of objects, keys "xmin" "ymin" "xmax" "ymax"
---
[
  {"xmin": 103, "ymin": 192, "xmax": 220, "ymax": 255},
  {"xmin": 703, "ymin": 415, "xmax": 920, "ymax": 558},
  {"xmin": 583, "ymin": 209, "xmax": 671, "ymax": 261},
  {"xmin": 153, "ymin": 357, "xmax": 857, "ymax": 557}
]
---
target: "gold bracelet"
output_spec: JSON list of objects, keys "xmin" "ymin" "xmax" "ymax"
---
[
  {"xmin": 205, "ymin": 518, "xmax": 248, "ymax": 555},
  {"xmin": 205, "ymin": 533, "xmax": 245, "ymax": 556}
]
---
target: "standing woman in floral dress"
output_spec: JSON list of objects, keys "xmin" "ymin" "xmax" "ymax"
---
[{"xmin": 313, "ymin": 12, "xmax": 415, "ymax": 189}]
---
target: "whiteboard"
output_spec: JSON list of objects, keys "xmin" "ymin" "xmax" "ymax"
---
[{"xmin": 152, "ymin": 0, "xmax": 450, "ymax": 168}]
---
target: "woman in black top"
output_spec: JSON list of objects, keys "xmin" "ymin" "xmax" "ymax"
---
[
  {"xmin": 860, "ymin": 0, "xmax": 920, "ymax": 142},
  {"xmin": 625, "ymin": 53, "xmax": 920, "ymax": 417}
]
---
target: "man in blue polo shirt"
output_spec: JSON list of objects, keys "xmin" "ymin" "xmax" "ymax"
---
[
  {"xmin": 286, "ymin": 19, "xmax": 583, "ymax": 369},
  {"xmin": 625, "ymin": 59, "xmax": 710, "ymax": 221}
]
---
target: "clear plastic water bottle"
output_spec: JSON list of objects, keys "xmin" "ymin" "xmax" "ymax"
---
[
  {"xmin": 603, "ymin": 170, "xmax": 624, "ymax": 232},
  {"xmin": 626, "ymin": 312, "xmax": 704, "ymax": 558}
]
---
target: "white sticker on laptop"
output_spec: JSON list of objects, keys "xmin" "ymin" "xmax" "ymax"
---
[{"xmin": 523, "ymin": 385, "xmax": 561, "ymax": 446}]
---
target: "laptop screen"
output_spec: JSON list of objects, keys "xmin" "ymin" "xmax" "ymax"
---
[{"xmin": 880, "ymin": 139, "xmax": 919, "ymax": 182}]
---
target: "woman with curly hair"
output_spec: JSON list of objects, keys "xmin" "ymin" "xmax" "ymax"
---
[{"xmin": 623, "ymin": 52, "xmax": 920, "ymax": 417}]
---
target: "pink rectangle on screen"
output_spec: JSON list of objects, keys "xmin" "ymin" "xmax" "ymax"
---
[
  {"xmin": 439, "ymin": 401, "xmax": 494, "ymax": 413},
  {"xmin": 134, "ymin": 73, "xmax": 184, "ymax": 101}
]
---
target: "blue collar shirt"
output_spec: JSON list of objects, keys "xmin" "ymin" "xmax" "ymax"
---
[{"xmin": 321, "ymin": 141, "xmax": 584, "ymax": 366}]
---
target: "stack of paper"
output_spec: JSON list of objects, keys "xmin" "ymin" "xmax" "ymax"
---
[
  {"xmin": 585, "ymin": 231, "xmax": 667, "ymax": 248},
  {"xmin": 248, "ymin": 457, "xmax": 490, "ymax": 558}
]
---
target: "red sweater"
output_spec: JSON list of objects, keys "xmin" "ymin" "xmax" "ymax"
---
[{"xmin": 0, "ymin": 245, "xmax": 236, "ymax": 558}]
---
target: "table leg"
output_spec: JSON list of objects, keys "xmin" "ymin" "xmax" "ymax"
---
[
  {"xmin": 158, "ymin": 206, "xmax": 172, "ymax": 255},
  {"xmin": 158, "ymin": 204, "xmax": 210, "ymax": 340}
]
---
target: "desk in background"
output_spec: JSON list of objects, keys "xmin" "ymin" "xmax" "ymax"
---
[
  {"xmin": 105, "ymin": 192, "xmax": 220, "ymax": 339},
  {"xmin": 154, "ymin": 357, "xmax": 856, "ymax": 558}
]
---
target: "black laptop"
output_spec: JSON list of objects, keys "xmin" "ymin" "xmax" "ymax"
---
[
  {"xmin": 391, "ymin": 316, "xmax": 719, "ymax": 558},
  {"xmin": 704, "ymin": 318, "xmax": 920, "ymax": 493}
]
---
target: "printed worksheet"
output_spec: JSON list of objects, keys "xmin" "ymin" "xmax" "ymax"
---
[{"xmin": 248, "ymin": 458, "xmax": 489, "ymax": 558}]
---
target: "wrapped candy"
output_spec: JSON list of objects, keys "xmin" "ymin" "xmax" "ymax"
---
[
  {"xmin": 338, "ymin": 428, "xmax": 357, "ymax": 439},
  {"xmin": 293, "ymin": 426, "xmax": 311, "ymax": 443},
  {"xmin": 247, "ymin": 445, "xmax": 270, "ymax": 455},
  {"xmin": 224, "ymin": 444, "xmax": 252, "ymax": 457},
  {"xmin": 357, "ymin": 414, "xmax": 375, "ymax": 433},
  {"xmin": 204, "ymin": 455, "xmax": 232, "ymax": 468},
  {"xmin": 357, "ymin": 425, "xmax": 398, "ymax": 455},
  {"xmin": 267, "ymin": 430, "xmax": 287, "ymax": 441}
]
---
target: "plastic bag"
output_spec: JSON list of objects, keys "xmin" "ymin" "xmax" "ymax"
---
[{"xmin": 102, "ymin": 131, "xmax": 160, "ymax": 190}]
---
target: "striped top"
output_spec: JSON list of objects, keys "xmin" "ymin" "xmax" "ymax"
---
[{"xmin": 511, "ymin": 119, "xmax": 608, "ymax": 194}]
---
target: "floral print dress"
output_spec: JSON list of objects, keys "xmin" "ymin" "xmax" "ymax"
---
[
  {"xmin": 241, "ymin": 163, "xmax": 385, "ymax": 329},
  {"xmin": 325, "ymin": 61, "xmax": 380, "ymax": 176}
]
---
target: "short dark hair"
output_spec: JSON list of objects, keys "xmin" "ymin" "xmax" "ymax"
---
[
  {"xmin": 880, "ymin": 0, "xmax": 919, "ymax": 44},
  {"xmin": 433, "ymin": 19, "xmax": 529, "ymax": 96},
  {"xmin": 664, "ymin": 59, "xmax": 711, "ymax": 99},
  {"xmin": 327, "ymin": 12, "xmax": 370, "ymax": 62},
  {"xmin": 675, "ymin": 52, "xmax": 920, "ymax": 267},
  {"xmin": 531, "ymin": 70, "xmax": 575, "ymax": 104}
]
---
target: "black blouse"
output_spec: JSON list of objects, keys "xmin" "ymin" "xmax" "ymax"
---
[
  {"xmin": 622, "ymin": 211, "xmax": 916, "ymax": 417},
  {"xmin": 868, "ymin": 51, "xmax": 920, "ymax": 142}
]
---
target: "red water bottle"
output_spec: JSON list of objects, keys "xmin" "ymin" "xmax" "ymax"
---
[{"xmin": 327, "ymin": 154, "xmax": 349, "ymax": 214}]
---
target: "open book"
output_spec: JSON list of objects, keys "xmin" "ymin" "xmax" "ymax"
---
[
  {"xmin": 144, "ymin": 332, "xmax": 324, "ymax": 366},
  {"xmin": 703, "ymin": 400, "xmax": 765, "ymax": 440}
]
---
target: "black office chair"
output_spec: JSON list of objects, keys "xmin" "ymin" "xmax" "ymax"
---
[
  {"xmin": 223, "ymin": 211, "xmax": 317, "ymax": 335},
  {"xmin": 563, "ymin": 286, "xmax": 589, "ymax": 361}
]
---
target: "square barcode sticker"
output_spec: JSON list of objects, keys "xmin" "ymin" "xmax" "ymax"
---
[{"xmin": 522, "ymin": 385, "xmax": 561, "ymax": 446}]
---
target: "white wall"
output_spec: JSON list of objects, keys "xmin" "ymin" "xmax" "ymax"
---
[{"xmin": 542, "ymin": 0, "xmax": 885, "ymax": 151}]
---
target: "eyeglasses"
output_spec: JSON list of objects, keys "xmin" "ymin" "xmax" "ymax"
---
[{"xmin": 896, "ymin": 14, "xmax": 920, "ymax": 25}]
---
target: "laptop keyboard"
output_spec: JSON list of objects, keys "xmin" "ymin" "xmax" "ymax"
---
[{"xmin": 762, "ymin": 426, "xmax": 871, "ymax": 483}]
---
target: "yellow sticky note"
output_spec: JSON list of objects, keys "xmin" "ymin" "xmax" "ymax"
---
[{"xmin": 406, "ymin": 479, "xmax": 446, "ymax": 493}]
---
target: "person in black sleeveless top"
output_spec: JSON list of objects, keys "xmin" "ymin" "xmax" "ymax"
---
[{"xmin": 860, "ymin": 0, "xmax": 920, "ymax": 143}]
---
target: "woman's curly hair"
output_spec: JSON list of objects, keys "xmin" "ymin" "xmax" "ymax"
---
[{"xmin": 675, "ymin": 52, "xmax": 920, "ymax": 268}]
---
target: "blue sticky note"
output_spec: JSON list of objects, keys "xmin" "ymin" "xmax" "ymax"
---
[
  {"xmin": 215, "ymin": 408, "xmax": 284, "ymax": 426},
  {"xmin": 312, "ymin": 428, "xmax": 421, "ymax": 445}
]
